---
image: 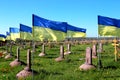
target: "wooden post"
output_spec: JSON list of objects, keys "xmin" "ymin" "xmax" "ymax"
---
[
  {"xmin": 64, "ymin": 43, "xmax": 71, "ymax": 55},
  {"xmin": 85, "ymin": 47, "xmax": 92, "ymax": 65},
  {"xmin": 39, "ymin": 43, "xmax": 46, "ymax": 56},
  {"xmin": 92, "ymin": 40, "xmax": 97, "ymax": 45},
  {"xmin": 60, "ymin": 45, "xmax": 64, "ymax": 58},
  {"xmin": 92, "ymin": 44, "xmax": 97, "ymax": 58},
  {"xmin": 67, "ymin": 43, "xmax": 71, "ymax": 52},
  {"xmin": 31, "ymin": 40, "xmax": 36, "ymax": 53},
  {"xmin": 16, "ymin": 47, "xmax": 20, "ymax": 61},
  {"xmin": 27, "ymin": 49, "xmax": 31, "ymax": 70},
  {"xmin": 16, "ymin": 49, "xmax": 32, "ymax": 79},
  {"xmin": 6, "ymin": 42, "xmax": 9, "ymax": 53},
  {"xmin": 79, "ymin": 47, "xmax": 95, "ymax": 70},
  {"xmin": 10, "ymin": 43, "xmax": 12, "ymax": 56},
  {"xmin": 42, "ymin": 43, "xmax": 45, "ymax": 53},
  {"xmin": 99, "ymin": 42, "xmax": 103, "ymax": 53},
  {"xmin": 55, "ymin": 45, "xmax": 64, "ymax": 62},
  {"xmin": 9, "ymin": 47, "xmax": 21, "ymax": 67},
  {"xmin": 112, "ymin": 38, "xmax": 119, "ymax": 62}
]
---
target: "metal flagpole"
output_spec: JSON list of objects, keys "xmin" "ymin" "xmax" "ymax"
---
[{"xmin": 97, "ymin": 35, "xmax": 102, "ymax": 70}]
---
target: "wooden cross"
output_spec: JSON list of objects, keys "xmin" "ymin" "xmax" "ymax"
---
[
  {"xmin": 92, "ymin": 40, "xmax": 97, "ymax": 44},
  {"xmin": 112, "ymin": 38, "xmax": 119, "ymax": 61},
  {"xmin": 100, "ymin": 40, "xmax": 104, "ymax": 44}
]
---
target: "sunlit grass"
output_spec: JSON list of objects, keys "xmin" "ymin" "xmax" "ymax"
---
[{"xmin": 0, "ymin": 43, "xmax": 120, "ymax": 80}]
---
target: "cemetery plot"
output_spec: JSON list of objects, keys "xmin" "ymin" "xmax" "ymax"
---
[{"xmin": 0, "ymin": 42, "xmax": 120, "ymax": 80}]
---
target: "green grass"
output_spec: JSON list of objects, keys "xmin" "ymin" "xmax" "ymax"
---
[{"xmin": 0, "ymin": 43, "xmax": 120, "ymax": 80}]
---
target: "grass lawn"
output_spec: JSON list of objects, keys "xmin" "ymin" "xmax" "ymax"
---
[{"xmin": 0, "ymin": 42, "xmax": 120, "ymax": 80}]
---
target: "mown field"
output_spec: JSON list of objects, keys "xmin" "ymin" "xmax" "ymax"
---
[{"xmin": 0, "ymin": 42, "xmax": 120, "ymax": 80}]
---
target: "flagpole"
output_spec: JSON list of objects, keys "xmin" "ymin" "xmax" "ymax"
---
[
  {"xmin": 97, "ymin": 23, "xmax": 102, "ymax": 70},
  {"xmin": 19, "ymin": 26, "xmax": 22, "ymax": 48},
  {"xmin": 10, "ymin": 29, "xmax": 12, "ymax": 56},
  {"xmin": 32, "ymin": 14, "xmax": 34, "ymax": 80}
]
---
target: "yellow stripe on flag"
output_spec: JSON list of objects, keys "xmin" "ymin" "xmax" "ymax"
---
[
  {"xmin": 0, "ymin": 37, "xmax": 5, "ymax": 41},
  {"xmin": 98, "ymin": 25, "xmax": 117, "ymax": 37},
  {"xmin": 33, "ymin": 26, "xmax": 66, "ymax": 41},
  {"xmin": 67, "ymin": 30, "xmax": 86, "ymax": 38},
  {"xmin": 20, "ymin": 32, "xmax": 32, "ymax": 40},
  {"xmin": 10, "ymin": 33, "xmax": 20, "ymax": 41},
  {"xmin": 6, "ymin": 36, "xmax": 10, "ymax": 40}
]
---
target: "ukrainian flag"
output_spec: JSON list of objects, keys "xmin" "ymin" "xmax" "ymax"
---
[
  {"xmin": 98, "ymin": 15, "xmax": 120, "ymax": 37},
  {"xmin": 6, "ymin": 31, "xmax": 10, "ymax": 40},
  {"xmin": 20, "ymin": 24, "xmax": 32, "ymax": 40},
  {"xmin": 67, "ymin": 24, "xmax": 86, "ymax": 38},
  {"xmin": 10, "ymin": 27, "xmax": 20, "ymax": 41},
  {"xmin": 32, "ymin": 14, "xmax": 67, "ymax": 41},
  {"xmin": 0, "ymin": 34, "xmax": 6, "ymax": 41}
]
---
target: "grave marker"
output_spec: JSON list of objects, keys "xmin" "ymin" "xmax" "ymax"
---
[
  {"xmin": 64, "ymin": 43, "xmax": 71, "ymax": 55},
  {"xmin": 5, "ymin": 43, "xmax": 12, "ymax": 59},
  {"xmin": 31, "ymin": 42, "xmax": 36, "ymax": 53},
  {"xmin": 3, "ymin": 42, "xmax": 9, "ymax": 54},
  {"xmin": 92, "ymin": 44, "xmax": 97, "ymax": 58},
  {"xmin": 39, "ymin": 43, "xmax": 46, "ymax": 56},
  {"xmin": 10, "ymin": 47, "xmax": 21, "ymax": 67},
  {"xmin": 112, "ymin": 38, "xmax": 119, "ymax": 61},
  {"xmin": 55, "ymin": 45, "xmax": 64, "ymax": 62},
  {"xmin": 79, "ymin": 47, "xmax": 95, "ymax": 70},
  {"xmin": 16, "ymin": 49, "xmax": 32, "ymax": 79},
  {"xmin": 98, "ymin": 42, "xmax": 103, "ymax": 53}
]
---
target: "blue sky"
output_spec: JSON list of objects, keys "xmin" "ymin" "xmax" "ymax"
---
[{"xmin": 0, "ymin": 0, "xmax": 120, "ymax": 37}]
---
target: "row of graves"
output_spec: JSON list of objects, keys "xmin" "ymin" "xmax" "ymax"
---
[{"xmin": 0, "ymin": 37, "xmax": 120, "ymax": 79}]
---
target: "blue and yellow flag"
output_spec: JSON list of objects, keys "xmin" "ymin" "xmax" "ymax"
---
[
  {"xmin": 67, "ymin": 24, "xmax": 86, "ymax": 38},
  {"xmin": 0, "ymin": 34, "xmax": 6, "ymax": 41},
  {"xmin": 20, "ymin": 24, "xmax": 32, "ymax": 40},
  {"xmin": 32, "ymin": 14, "xmax": 67, "ymax": 41},
  {"xmin": 98, "ymin": 15, "xmax": 120, "ymax": 37},
  {"xmin": 6, "ymin": 31, "xmax": 10, "ymax": 40},
  {"xmin": 10, "ymin": 27, "xmax": 20, "ymax": 41}
]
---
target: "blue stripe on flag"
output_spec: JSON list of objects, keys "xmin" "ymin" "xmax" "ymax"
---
[
  {"xmin": 0, "ymin": 34, "xmax": 6, "ymax": 38},
  {"xmin": 20, "ymin": 24, "xmax": 32, "ymax": 33},
  {"xmin": 32, "ymin": 14, "xmax": 67, "ymax": 32},
  {"xmin": 98, "ymin": 15, "xmax": 120, "ymax": 28},
  {"xmin": 67, "ymin": 24, "xmax": 86, "ymax": 33},
  {"xmin": 10, "ymin": 27, "xmax": 19, "ymax": 33}
]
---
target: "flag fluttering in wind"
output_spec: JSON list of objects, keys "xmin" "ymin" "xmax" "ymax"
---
[
  {"xmin": 6, "ymin": 31, "xmax": 10, "ymax": 40},
  {"xmin": 20, "ymin": 24, "xmax": 32, "ymax": 40},
  {"xmin": 10, "ymin": 27, "xmax": 20, "ymax": 41},
  {"xmin": 32, "ymin": 14, "xmax": 67, "ymax": 41},
  {"xmin": 0, "ymin": 34, "xmax": 6, "ymax": 41},
  {"xmin": 67, "ymin": 24, "xmax": 86, "ymax": 38},
  {"xmin": 98, "ymin": 15, "xmax": 120, "ymax": 37}
]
